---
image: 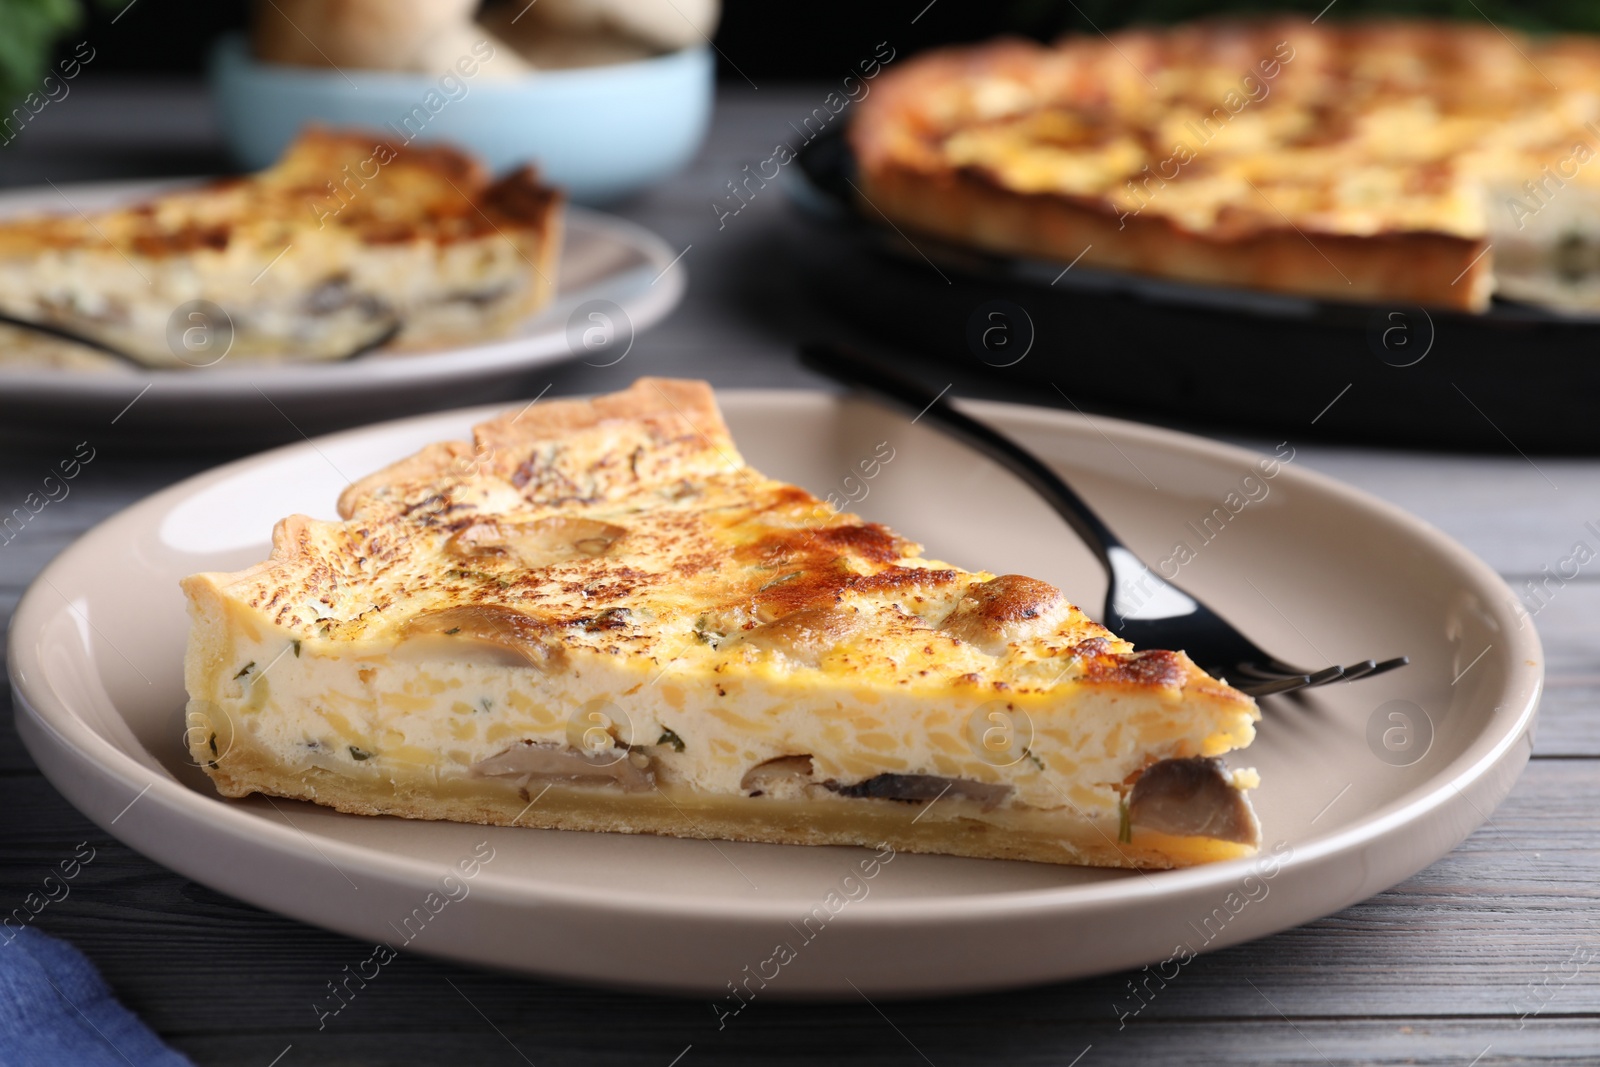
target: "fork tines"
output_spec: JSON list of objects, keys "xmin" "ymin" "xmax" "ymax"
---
[{"xmin": 1230, "ymin": 656, "xmax": 1410, "ymax": 698}]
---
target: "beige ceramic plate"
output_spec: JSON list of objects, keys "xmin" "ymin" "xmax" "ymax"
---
[
  {"xmin": 0, "ymin": 180, "xmax": 684, "ymax": 442},
  {"xmin": 8, "ymin": 391, "xmax": 1541, "ymax": 996}
]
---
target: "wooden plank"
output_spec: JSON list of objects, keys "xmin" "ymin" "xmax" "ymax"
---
[
  {"xmin": 165, "ymin": 1018, "xmax": 1600, "ymax": 1067},
  {"xmin": 0, "ymin": 760, "xmax": 1594, "ymax": 1037},
  {"xmin": 1498, "ymin": 580, "xmax": 1600, "ymax": 757},
  {"xmin": 1536, "ymin": 681, "xmax": 1600, "ymax": 757},
  {"xmin": 1293, "ymin": 448, "xmax": 1600, "ymax": 579}
]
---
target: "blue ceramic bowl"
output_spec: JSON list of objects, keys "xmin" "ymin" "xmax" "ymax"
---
[{"xmin": 209, "ymin": 34, "xmax": 712, "ymax": 204}]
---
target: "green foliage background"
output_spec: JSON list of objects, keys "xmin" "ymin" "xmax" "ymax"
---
[
  {"xmin": 0, "ymin": 0, "xmax": 89, "ymax": 107},
  {"xmin": 1005, "ymin": 0, "xmax": 1600, "ymax": 38}
]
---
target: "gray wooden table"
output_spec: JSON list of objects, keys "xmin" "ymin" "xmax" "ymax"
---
[{"xmin": 3, "ymin": 80, "xmax": 1598, "ymax": 1066}]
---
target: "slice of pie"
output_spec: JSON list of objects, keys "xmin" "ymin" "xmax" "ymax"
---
[
  {"xmin": 851, "ymin": 18, "xmax": 1600, "ymax": 312},
  {"xmin": 181, "ymin": 378, "xmax": 1261, "ymax": 869},
  {"xmin": 0, "ymin": 127, "xmax": 561, "ymax": 368}
]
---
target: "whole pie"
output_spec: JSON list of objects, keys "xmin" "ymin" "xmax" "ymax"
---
[
  {"xmin": 851, "ymin": 18, "xmax": 1600, "ymax": 311},
  {"xmin": 182, "ymin": 379, "xmax": 1261, "ymax": 869}
]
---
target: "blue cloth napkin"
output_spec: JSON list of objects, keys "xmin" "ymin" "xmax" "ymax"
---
[{"xmin": 0, "ymin": 926, "xmax": 192, "ymax": 1067}]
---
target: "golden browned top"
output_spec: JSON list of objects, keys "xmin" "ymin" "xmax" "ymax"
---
[
  {"xmin": 0, "ymin": 127, "xmax": 560, "ymax": 259},
  {"xmin": 189, "ymin": 378, "xmax": 1246, "ymax": 701},
  {"xmin": 853, "ymin": 18, "xmax": 1600, "ymax": 241}
]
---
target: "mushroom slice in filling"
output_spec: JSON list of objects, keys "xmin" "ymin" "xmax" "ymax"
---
[
  {"xmin": 470, "ymin": 739, "xmax": 656, "ymax": 792},
  {"xmin": 444, "ymin": 516, "xmax": 627, "ymax": 568},
  {"xmin": 396, "ymin": 604, "xmax": 566, "ymax": 669},
  {"xmin": 1127, "ymin": 756, "xmax": 1258, "ymax": 844},
  {"xmin": 740, "ymin": 755, "xmax": 816, "ymax": 799},
  {"xmin": 826, "ymin": 772, "xmax": 1013, "ymax": 811}
]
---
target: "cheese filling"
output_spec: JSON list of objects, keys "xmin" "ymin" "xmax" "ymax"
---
[{"xmin": 191, "ymin": 600, "xmax": 1256, "ymax": 827}]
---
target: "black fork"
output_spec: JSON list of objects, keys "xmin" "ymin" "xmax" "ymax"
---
[
  {"xmin": 0, "ymin": 309, "xmax": 401, "ymax": 368},
  {"xmin": 800, "ymin": 342, "xmax": 1409, "ymax": 697}
]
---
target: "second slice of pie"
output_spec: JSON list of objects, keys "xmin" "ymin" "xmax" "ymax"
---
[
  {"xmin": 181, "ymin": 378, "xmax": 1261, "ymax": 868},
  {"xmin": 0, "ymin": 128, "xmax": 561, "ymax": 368}
]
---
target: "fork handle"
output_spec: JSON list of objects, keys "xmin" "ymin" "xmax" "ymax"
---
[{"xmin": 798, "ymin": 342, "xmax": 1126, "ymax": 572}]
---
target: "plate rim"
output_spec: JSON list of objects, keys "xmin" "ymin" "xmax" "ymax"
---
[
  {"xmin": 0, "ymin": 179, "xmax": 686, "ymax": 399},
  {"xmin": 7, "ymin": 389, "xmax": 1543, "ymax": 928}
]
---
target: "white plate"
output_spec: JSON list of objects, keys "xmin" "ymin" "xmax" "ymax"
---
[
  {"xmin": 0, "ymin": 180, "xmax": 684, "ymax": 442},
  {"xmin": 8, "ymin": 391, "xmax": 1541, "ymax": 997}
]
